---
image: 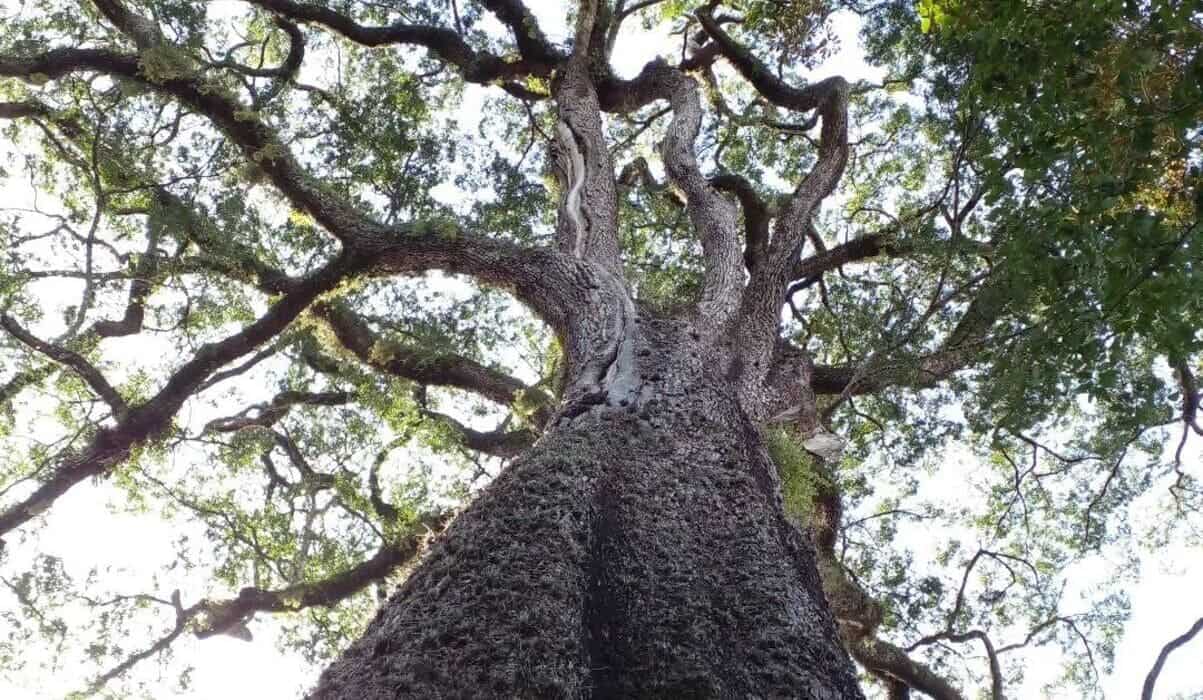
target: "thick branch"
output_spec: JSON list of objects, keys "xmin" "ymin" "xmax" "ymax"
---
[
  {"xmin": 550, "ymin": 23, "xmax": 621, "ymax": 270},
  {"xmin": 420, "ymin": 410, "xmax": 537, "ymax": 458},
  {"xmin": 477, "ymin": 0, "xmax": 563, "ymax": 68},
  {"xmin": 82, "ymin": 516, "xmax": 446, "ymax": 693},
  {"xmin": 194, "ymin": 513, "xmax": 449, "ymax": 638},
  {"xmin": 0, "ymin": 47, "xmax": 378, "ymax": 245},
  {"xmin": 710, "ymin": 172, "xmax": 771, "ymax": 273},
  {"xmin": 204, "ymin": 390, "xmax": 351, "ymax": 433},
  {"xmin": 244, "ymin": 0, "xmax": 552, "ymax": 92},
  {"xmin": 656, "ymin": 65, "xmax": 742, "ymax": 324},
  {"xmin": 692, "ymin": 5, "xmax": 849, "ymax": 392},
  {"xmin": 313, "ymin": 301, "xmax": 550, "ymax": 421},
  {"xmin": 849, "ymin": 637, "xmax": 963, "ymax": 700},
  {"xmin": 1141, "ymin": 615, "xmax": 1203, "ymax": 700},
  {"xmin": 790, "ymin": 233, "xmax": 899, "ymax": 290}
]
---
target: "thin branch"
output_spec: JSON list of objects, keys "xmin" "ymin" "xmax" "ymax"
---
[{"xmin": 0, "ymin": 314, "xmax": 127, "ymax": 416}]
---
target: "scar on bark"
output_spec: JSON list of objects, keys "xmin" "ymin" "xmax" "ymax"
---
[{"xmin": 554, "ymin": 118, "xmax": 589, "ymax": 257}]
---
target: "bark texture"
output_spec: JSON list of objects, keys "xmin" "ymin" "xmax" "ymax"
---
[{"xmin": 312, "ymin": 319, "xmax": 863, "ymax": 699}]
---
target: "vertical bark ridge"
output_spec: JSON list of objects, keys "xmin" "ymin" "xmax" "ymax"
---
[
  {"xmin": 581, "ymin": 394, "xmax": 862, "ymax": 698},
  {"xmin": 312, "ymin": 320, "xmax": 864, "ymax": 699}
]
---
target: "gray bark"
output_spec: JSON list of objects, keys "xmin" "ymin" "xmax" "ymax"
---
[{"xmin": 312, "ymin": 318, "xmax": 863, "ymax": 699}]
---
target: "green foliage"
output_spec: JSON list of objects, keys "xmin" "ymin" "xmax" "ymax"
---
[
  {"xmin": 764, "ymin": 427, "xmax": 825, "ymax": 522},
  {"xmin": 137, "ymin": 45, "xmax": 198, "ymax": 83},
  {"xmin": 0, "ymin": 0, "xmax": 1199, "ymax": 697}
]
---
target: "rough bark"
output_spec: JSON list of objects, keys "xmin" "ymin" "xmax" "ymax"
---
[{"xmin": 312, "ymin": 318, "xmax": 864, "ymax": 699}]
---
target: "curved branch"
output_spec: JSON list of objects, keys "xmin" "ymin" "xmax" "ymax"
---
[
  {"xmin": 807, "ymin": 275, "xmax": 1008, "ymax": 396},
  {"xmin": 194, "ymin": 512, "xmax": 449, "ymax": 638},
  {"xmin": 419, "ymin": 410, "xmax": 537, "ymax": 458},
  {"xmin": 313, "ymin": 301, "xmax": 551, "ymax": 423},
  {"xmin": 656, "ymin": 65, "xmax": 742, "ymax": 324},
  {"xmin": 244, "ymin": 0, "xmax": 553, "ymax": 91},
  {"xmin": 0, "ymin": 314, "xmax": 128, "ymax": 416},
  {"xmin": 691, "ymin": 5, "xmax": 849, "ymax": 391},
  {"xmin": 1141, "ymin": 615, "xmax": 1203, "ymax": 700},
  {"xmin": 477, "ymin": 0, "xmax": 563, "ymax": 68}
]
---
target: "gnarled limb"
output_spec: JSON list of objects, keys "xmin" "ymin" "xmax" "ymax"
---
[
  {"xmin": 656, "ymin": 65, "xmax": 742, "ymax": 325},
  {"xmin": 416, "ymin": 409, "xmax": 537, "ymax": 459},
  {"xmin": 242, "ymin": 0, "xmax": 551, "ymax": 99},
  {"xmin": 549, "ymin": 1, "xmax": 621, "ymax": 270},
  {"xmin": 477, "ymin": 0, "xmax": 563, "ymax": 69},
  {"xmin": 692, "ymin": 5, "xmax": 850, "ymax": 391},
  {"xmin": 790, "ymin": 232, "xmax": 901, "ymax": 290}
]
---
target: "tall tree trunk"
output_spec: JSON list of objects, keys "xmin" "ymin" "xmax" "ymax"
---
[{"xmin": 313, "ymin": 318, "xmax": 863, "ymax": 699}]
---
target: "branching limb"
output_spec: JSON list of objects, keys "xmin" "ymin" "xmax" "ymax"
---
[
  {"xmin": 477, "ymin": 0, "xmax": 563, "ymax": 68},
  {"xmin": 807, "ymin": 274, "xmax": 1008, "ymax": 396},
  {"xmin": 79, "ymin": 599, "xmax": 192, "ymax": 697},
  {"xmin": 692, "ymin": 4, "xmax": 849, "ymax": 388},
  {"xmin": 1173, "ymin": 361, "xmax": 1202, "ymax": 469},
  {"xmin": 0, "ymin": 40, "xmax": 596, "ymax": 342},
  {"xmin": 242, "ymin": 0, "xmax": 553, "ymax": 98},
  {"xmin": 0, "ymin": 254, "xmax": 353, "ymax": 540},
  {"xmin": 79, "ymin": 514, "xmax": 448, "ymax": 694},
  {"xmin": 312, "ymin": 301, "xmax": 552, "ymax": 425},
  {"xmin": 0, "ymin": 314, "xmax": 128, "ymax": 417},
  {"xmin": 411, "ymin": 388, "xmax": 537, "ymax": 458}
]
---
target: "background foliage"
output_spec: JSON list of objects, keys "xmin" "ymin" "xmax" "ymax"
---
[{"xmin": 0, "ymin": 0, "xmax": 1199, "ymax": 697}]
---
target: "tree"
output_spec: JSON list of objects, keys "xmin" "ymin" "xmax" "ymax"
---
[{"xmin": 0, "ymin": 0, "xmax": 1199, "ymax": 697}]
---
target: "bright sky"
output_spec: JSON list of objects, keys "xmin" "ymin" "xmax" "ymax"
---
[{"xmin": 0, "ymin": 2, "xmax": 1200, "ymax": 699}]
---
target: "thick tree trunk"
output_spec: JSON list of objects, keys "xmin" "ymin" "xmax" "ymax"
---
[{"xmin": 313, "ymin": 319, "xmax": 863, "ymax": 698}]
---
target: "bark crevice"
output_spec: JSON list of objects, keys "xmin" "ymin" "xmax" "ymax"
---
[{"xmin": 312, "ymin": 322, "xmax": 864, "ymax": 699}]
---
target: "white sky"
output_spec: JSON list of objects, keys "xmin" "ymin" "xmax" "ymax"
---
[{"xmin": 0, "ymin": 1, "xmax": 1200, "ymax": 699}]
